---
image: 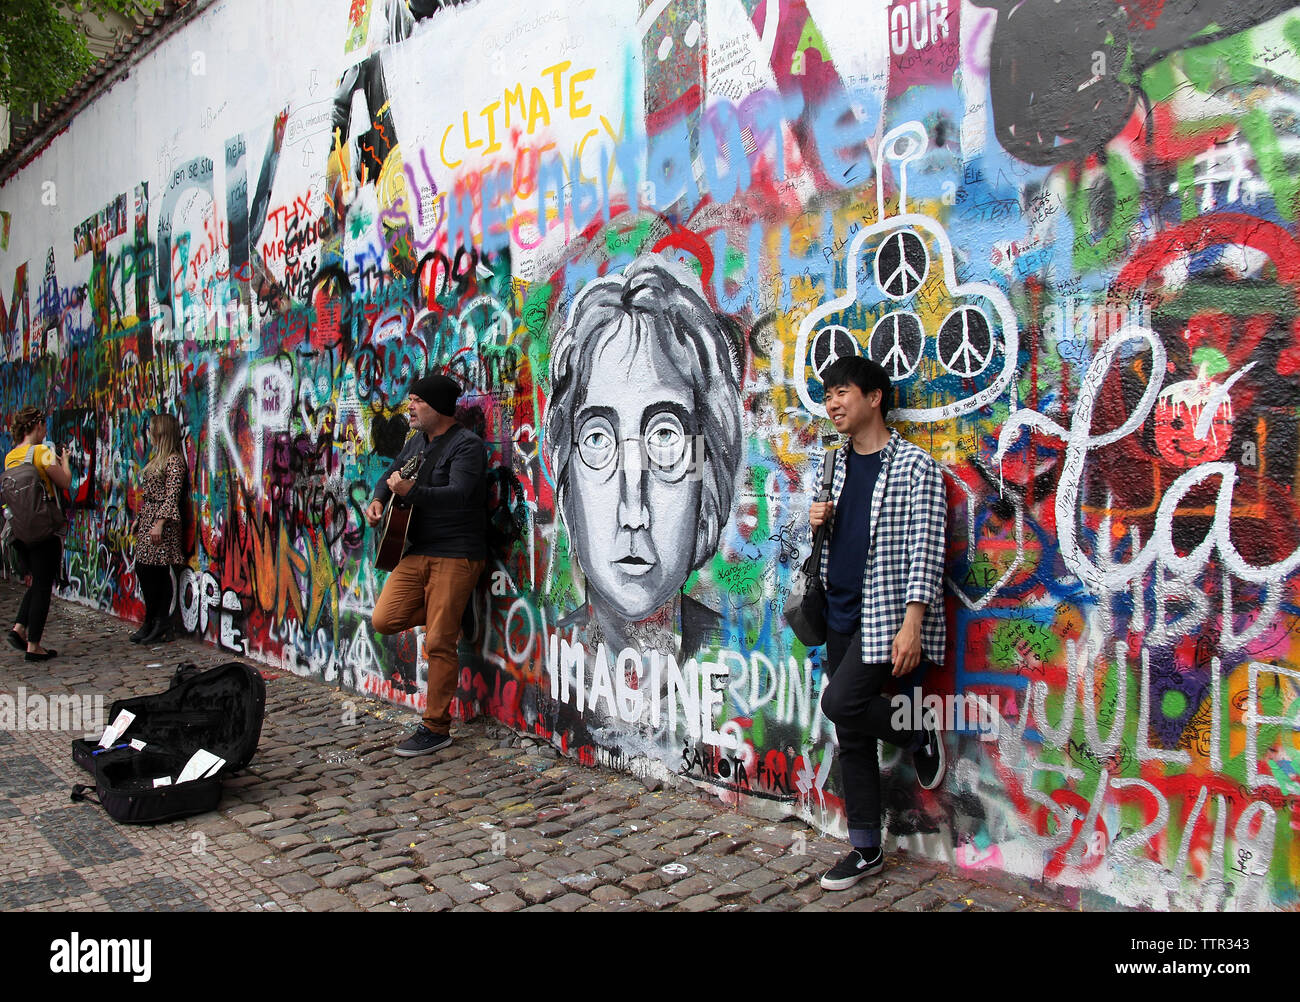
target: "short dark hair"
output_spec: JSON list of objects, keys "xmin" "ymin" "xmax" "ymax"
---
[{"xmin": 821, "ymin": 355, "xmax": 892, "ymax": 412}]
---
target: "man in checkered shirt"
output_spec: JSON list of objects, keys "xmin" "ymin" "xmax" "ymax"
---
[{"xmin": 809, "ymin": 356, "xmax": 948, "ymax": 891}]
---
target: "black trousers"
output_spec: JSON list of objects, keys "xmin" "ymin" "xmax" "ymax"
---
[
  {"xmin": 136, "ymin": 563, "xmax": 175, "ymax": 625},
  {"xmin": 13, "ymin": 536, "xmax": 62, "ymax": 646},
  {"xmin": 822, "ymin": 626, "xmax": 928, "ymax": 843}
]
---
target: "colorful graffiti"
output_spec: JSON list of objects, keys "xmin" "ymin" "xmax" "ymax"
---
[{"xmin": 1, "ymin": 0, "xmax": 1298, "ymax": 910}]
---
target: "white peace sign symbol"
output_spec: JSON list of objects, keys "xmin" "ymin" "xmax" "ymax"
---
[
  {"xmin": 936, "ymin": 306, "xmax": 995, "ymax": 377},
  {"xmin": 869, "ymin": 312, "xmax": 925, "ymax": 379},
  {"xmin": 874, "ymin": 230, "xmax": 929, "ymax": 299},
  {"xmin": 810, "ymin": 325, "xmax": 861, "ymax": 381}
]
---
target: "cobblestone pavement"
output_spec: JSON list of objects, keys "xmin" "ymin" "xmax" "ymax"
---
[{"xmin": 0, "ymin": 582, "xmax": 1081, "ymax": 913}]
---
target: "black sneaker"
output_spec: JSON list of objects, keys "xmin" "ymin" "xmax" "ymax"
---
[
  {"xmin": 820, "ymin": 847, "xmax": 884, "ymax": 890},
  {"xmin": 394, "ymin": 725, "xmax": 452, "ymax": 757},
  {"xmin": 914, "ymin": 707, "xmax": 946, "ymax": 790}
]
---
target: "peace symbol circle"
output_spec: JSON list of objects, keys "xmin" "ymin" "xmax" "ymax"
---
[
  {"xmin": 874, "ymin": 230, "xmax": 929, "ymax": 299},
  {"xmin": 868, "ymin": 312, "xmax": 925, "ymax": 379},
  {"xmin": 936, "ymin": 306, "xmax": 994, "ymax": 377}
]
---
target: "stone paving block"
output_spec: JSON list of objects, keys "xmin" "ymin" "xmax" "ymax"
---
[
  {"xmin": 696, "ymin": 854, "xmax": 760, "ymax": 880},
  {"xmin": 892, "ymin": 888, "xmax": 948, "ymax": 912},
  {"xmin": 418, "ymin": 858, "xmax": 475, "ymax": 880},
  {"xmin": 965, "ymin": 887, "xmax": 1028, "ymax": 911},
  {"xmin": 882, "ymin": 859, "xmax": 941, "ymax": 887},
  {"xmin": 765, "ymin": 852, "xmax": 809, "ymax": 875},
  {"xmin": 251, "ymin": 858, "xmax": 300, "ymax": 878},
  {"xmin": 404, "ymin": 892, "xmax": 454, "ymax": 912},
  {"xmin": 590, "ymin": 884, "xmax": 630, "ymax": 902},
  {"xmin": 434, "ymin": 878, "xmax": 493, "ymax": 905},
  {"xmin": 536, "ymin": 857, "xmax": 579, "ymax": 879},
  {"xmin": 842, "ymin": 895, "xmax": 891, "ymax": 912},
  {"xmin": 344, "ymin": 817, "xmax": 400, "ymax": 836},
  {"xmin": 269, "ymin": 833, "xmax": 312, "ymax": 851},
  {"xmin": 544, "ymin": 892, "xmax": 592, "ymax": 912},
  {"xmin": 366, "ymin": 856, "xmax": 415, "ymax": 874},
  {"xmin": 232, "ymin": 844, "xmax": 273, "ymax": 863},
  {"xmin": 273, "ymin": 871, "xmax": 321, "ymax": 896},
  {"xmin": 622, "ymin": 870, "xmax": 664, "ymax": 893},
  {"xmin": 633, "ymin": 889, "xmax": 677, "ymax": 910},
  {"xmin": 677, "ymin": 894, "xmax": 721, "ymax": 912},
  {"xmin": 580, "ymin": 899, "xmax": 649, "ymax": 912},
  {"xmin": 481, "ymin": 891, "xmax": 526, "ymax": 912},
  {"xmin": 376, "ymin": 867, "xmax": 422, "ymax": 888},
  {"xmin": 301, "ymin": 888, "xmax": 351, "ymax": 912},
  {"xmin": 651, "ymin": 818, "xmax": 700, "ymax": 840},
  {"xmin": 557, "ymin": 871, "xmax": 601, "ymax": 893},
  {"xmin": 925, "ymin": 877, "xmax": 975, "ymax": 901},
  {"xmin": 671, "ymin": 873, "xmax": 722, "ymax": 898},
  {"xmin": 515, "ymin": 874, "xmax": 565, "ymax": 904},
  {"xmin": 462, "ymin": 859, "xmax": 518, "ymax": 883},
  {"xmin": 348, "ymin": 882, "xmax": 393, "ymax": 908},
  {"xmin": 297, "ymin": 853, "xmax": 345, "ymax": 871},
  {"xmin": 748, "ymin": 882, "xmax": 788, "ymax": 904},
  {"xmin": 320, "ymin": 866, "xmax": 371, "ymax": 889},
  {"xmin": 569, "ymin": 848, "xmax": 616, "ymax": 869}
]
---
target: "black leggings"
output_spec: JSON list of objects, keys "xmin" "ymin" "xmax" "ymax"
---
[
  {"xmin": 136, "ymin": 564, "xmax": 175, "ymax": 624},
  {"xmin": 822, "ymin": 626, "xmax": 929, "ymax": 843},
  {"xmin": 13, "ymin": 536, "xmax": 62, "ymax": 646}
]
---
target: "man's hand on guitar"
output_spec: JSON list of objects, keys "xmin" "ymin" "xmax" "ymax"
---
[
  {"xmin": 387, "ymin": 472, "xmax": 415, "ymax": 497},
  {"xmin": 365, "ymin": 500, "xmax": 384, "ymax": 527}
]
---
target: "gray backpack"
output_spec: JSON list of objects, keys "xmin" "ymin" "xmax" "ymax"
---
[{"xmin": 0, "ymin": 446, "xmax": 66, "ymax": 544}]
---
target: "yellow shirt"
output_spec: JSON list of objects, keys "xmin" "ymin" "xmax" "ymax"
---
[{"xmin": 4, "ymin": 443, "xmax": 55, "ymax": 495}]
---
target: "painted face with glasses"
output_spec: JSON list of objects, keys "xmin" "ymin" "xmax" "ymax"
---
[{"xmin": 568, "ymin": 323, "xmax": 705, "ymax": 622}]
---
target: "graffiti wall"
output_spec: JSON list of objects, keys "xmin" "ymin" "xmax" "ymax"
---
[{"xmin": 2, "ymin": 0, "xmax": 1298, "ymax": 910}]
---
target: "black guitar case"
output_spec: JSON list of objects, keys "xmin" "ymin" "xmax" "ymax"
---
[{"xmin": 70, "ymin": 661, "xmax": 266, "ymax": 824}]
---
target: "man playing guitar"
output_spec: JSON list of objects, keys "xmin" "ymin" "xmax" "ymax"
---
[{"xmin": 365, "ymin": 372, "xmax": 488, "ymax": 756}]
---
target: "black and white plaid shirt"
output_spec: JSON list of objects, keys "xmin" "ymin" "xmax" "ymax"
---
[{"xmin": 817, "ymin": 429, "xmax": 947, "ymax": 664}]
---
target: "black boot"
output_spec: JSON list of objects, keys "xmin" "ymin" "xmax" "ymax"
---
[
  {"xmin": 129, "ymin": 620, "xmax": 154, "ymax": 643},
  {"xmin": 146, "ymin": 619, "xmax": 176, "ymax": 644}
]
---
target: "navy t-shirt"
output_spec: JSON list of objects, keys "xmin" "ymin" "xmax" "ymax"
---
[{"xmin": 825, "ymin": 446, "xmax": 884, "ymax": 633}]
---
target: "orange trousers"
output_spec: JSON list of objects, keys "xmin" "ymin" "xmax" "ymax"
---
[{"xmin": 371, "ymin": 555, "xmax": 484, "ymax": 733}]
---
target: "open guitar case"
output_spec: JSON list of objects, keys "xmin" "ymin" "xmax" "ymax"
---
[{"xmin": 70, "ymin": 661, "xmax": 266, "ymax": 824}]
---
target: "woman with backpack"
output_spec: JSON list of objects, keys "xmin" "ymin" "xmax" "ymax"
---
[
  {"xmin": 131, "ymin": 413, "xmax": 190, "ymax": 645},
  {"xmin": 4, "ymin": 406, "xmax": 72, "ymax": 661}
]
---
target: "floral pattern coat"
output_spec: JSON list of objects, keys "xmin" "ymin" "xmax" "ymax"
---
[{"xmin": 135, "ymin": 454, "xmax": 187, "ymax": 566}]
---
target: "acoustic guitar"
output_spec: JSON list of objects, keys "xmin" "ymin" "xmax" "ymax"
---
[{"xmin": 375, "ymin": 451, "xmax": 423, "ymax": 572}]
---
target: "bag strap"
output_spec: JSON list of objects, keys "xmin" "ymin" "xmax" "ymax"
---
[
  {"xmin": 24, "ymin": 444, "xmax": 58, "ymax": 502},
  {"xmin": 70, "ymin": 784, "xmax": 103, "ymax": 808},
  {"xmin": 804, "ymin": 445, "xmax": 839, "ymax": 571},
  {"xmin": 819, "ymin": 445, "xmax": 837, "ymax": 495}
]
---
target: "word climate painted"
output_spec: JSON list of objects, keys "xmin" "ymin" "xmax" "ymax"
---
[{"xmin": 2, "ymin": 0, "xmax": 1298, "ymax": 910}]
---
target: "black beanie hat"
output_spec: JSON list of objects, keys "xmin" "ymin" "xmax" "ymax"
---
[{"xmin": 408, "ymin": 373, "xmax": 461, "ymax": 416}]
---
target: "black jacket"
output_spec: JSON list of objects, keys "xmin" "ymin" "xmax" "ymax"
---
[{"xmin": 373, "ymin": 424, "xmax": 487, "ymax": 560}]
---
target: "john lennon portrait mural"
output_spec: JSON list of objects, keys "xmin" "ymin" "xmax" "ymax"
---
[{"xmin": 543, "ymin": 255, "xmax": 744, "ymax": 659}]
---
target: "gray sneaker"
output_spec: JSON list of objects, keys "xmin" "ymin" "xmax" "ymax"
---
[{"xmin": 394, "ymin": 726, "xmax": 452, "ymax": 757}]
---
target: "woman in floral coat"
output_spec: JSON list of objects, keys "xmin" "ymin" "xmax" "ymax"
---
[{"xmin": 132, "ymin": 414, "xmax": 189, "ymax": 644}]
